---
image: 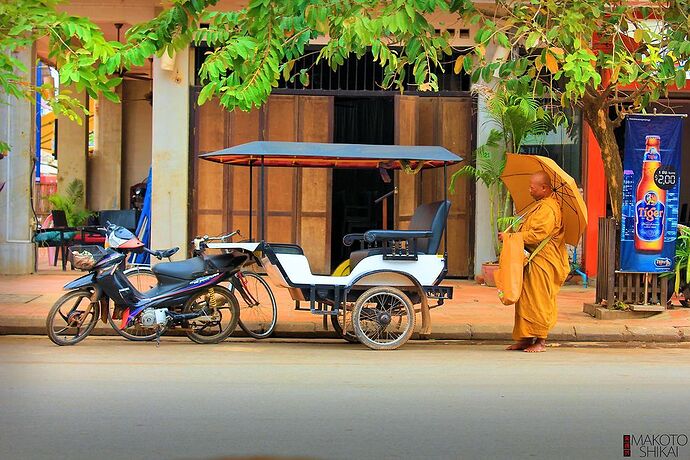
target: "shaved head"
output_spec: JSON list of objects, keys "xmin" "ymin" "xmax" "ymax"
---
[
  {"xmin": 529, "ymin": 171, "xmax": 553, "ymax": 200},
  {"xmin": 532, "ymin": 171, "xmax": 552, "ymax": 188}
]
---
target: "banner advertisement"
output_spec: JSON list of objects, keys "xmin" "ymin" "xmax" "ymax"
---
[{"xmin": 620, "ymin": 115, "xmax": 684, "ymax": 272}]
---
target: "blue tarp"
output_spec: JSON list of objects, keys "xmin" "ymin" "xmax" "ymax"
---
[{"xmin": 129, "ymin": 168, "xmax": 152, "ymax": 265}]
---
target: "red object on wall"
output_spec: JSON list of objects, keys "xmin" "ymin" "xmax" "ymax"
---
[{"xmin": 583, "ymin": 123, "xmax": 607, "ymax": 278}]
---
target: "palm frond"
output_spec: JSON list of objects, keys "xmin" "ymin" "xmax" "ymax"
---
[{"xmin": 47, "ymin": 179, "xmax": 92, "ymax": 227}]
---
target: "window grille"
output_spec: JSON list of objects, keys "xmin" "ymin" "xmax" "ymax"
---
[{"xmin": 194, "ymin": 45, "xmax": 471, "ymax": 94}]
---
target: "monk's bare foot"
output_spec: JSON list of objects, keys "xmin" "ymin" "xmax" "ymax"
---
[
  {"xmin": 506, "ymin": 339, "xmax": 533, "ymax": 351},
  {"xmin": 524, "ymin": 339, "xmax": 546, "ymax": 353}
]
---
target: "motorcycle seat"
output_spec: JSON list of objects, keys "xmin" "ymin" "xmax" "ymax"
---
[{"xmin": 153, "ymin": 253, "xmax": 247, "ymax": 281}]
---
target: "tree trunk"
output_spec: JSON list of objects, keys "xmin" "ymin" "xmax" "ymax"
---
[{"xmin": 582, "ymin": 94, "xmax": 623, "ymax": 222}]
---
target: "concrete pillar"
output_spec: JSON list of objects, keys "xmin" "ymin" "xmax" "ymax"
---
[
  {"xmin": 121, "ymin": 80, "xmax": 152, "ymax": 207},
  {"xmin": 0, "ymin": 46, "xmax": 35, "ymax": 274},
  {"xmin": 472, "ymin": 45, "xmax": 508, "ymax": 277},
  {"xmin": 151, "ymin": 47, "xmax": 190, "ymax": 260},
  {"xmin": 56, "ymin": 87, "xmax": 88, "ymax": 206},
  {"xmin": 473, "ymin": 91, "xmax": 499, "ymax": 275},
  {"xmin": 88, "ymin": 86, "xmax": 122, "ymax": 210}
]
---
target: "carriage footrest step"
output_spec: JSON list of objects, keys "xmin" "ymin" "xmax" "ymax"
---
[
  {"xmin": 424, "ymin": 285, "xmax": 453, "ymax": 300},
  {"xmin": 308, "ymin": 300, "xmax": 338, "ymax": 316}
]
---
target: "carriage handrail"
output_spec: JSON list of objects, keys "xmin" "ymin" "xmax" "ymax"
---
[{"xmin": 363, "ymin": 229, "xmax": 433, "ymax": 244}]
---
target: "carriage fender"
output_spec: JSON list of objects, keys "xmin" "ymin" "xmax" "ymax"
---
[{"xmin": 346, "ymin": 270, "xmax": 432, "ymax": 336}]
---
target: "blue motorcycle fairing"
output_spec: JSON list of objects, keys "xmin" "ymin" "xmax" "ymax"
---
[
  {"xmin": 95, "ymin": 250, "xmax": 125, "ymax": 269},
  {"xmin": 64, "ymin": 272, "xmax": 96, "ymax": 290}
]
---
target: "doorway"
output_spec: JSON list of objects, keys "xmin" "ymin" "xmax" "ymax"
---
[{"xmin": 331, "ymin": 97, "xmax": 395, "ymax": 270}]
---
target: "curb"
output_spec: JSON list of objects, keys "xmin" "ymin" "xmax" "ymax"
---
[{"xmin": 3, "ymin": 319, "xmax": 689, "ymax": 343}]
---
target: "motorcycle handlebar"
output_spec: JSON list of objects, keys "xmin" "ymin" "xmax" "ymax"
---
[{"xmin": 199, "ymin": 229, "xmax": 242, "ymax": 242}]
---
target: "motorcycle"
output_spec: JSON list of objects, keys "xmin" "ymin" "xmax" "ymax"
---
[{"xmin": 46, "ymin": 235, "xmax": 247, "ymax": 346}]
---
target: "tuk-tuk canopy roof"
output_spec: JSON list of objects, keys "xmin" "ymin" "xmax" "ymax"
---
[{"xmin": 199, "ymin": 141, "xmax": 462, "ymax": 169}]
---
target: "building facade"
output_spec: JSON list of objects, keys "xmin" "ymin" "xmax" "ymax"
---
[{"xmin": 6, "ymin": 0, "xmax": 688, "ymax": 282}]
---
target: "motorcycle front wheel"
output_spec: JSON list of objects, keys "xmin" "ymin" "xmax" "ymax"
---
[{"xmin": 46, "ymin": 289, "xmax": 100, "ymax": 346}]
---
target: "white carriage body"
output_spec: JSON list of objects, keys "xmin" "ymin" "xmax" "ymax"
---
[{"xmin": 204, "ymin": 242, "xmax": 443, "ymax": 290}]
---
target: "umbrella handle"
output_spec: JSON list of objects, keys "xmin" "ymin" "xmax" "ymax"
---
[{"xmin": 506, "ymin": 201, "xmax": 540, "ymax": 232}]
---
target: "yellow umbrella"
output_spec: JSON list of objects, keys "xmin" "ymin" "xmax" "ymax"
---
[{"xmin": 501, "ymin": 153, "xmax": 588, "ymax": 246}]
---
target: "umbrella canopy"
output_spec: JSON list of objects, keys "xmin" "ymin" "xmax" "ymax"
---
[
  {"xmin": 199, "ymin": 141, "xmax": 462, "ymax": 169},
  {"xmin": 501, "ymin": 153, "xmax": 588, "ymax": 246}
]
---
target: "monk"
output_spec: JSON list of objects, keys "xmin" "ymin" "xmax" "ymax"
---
[{"xmin": 499, "ymin": 171, "xmax": 570, "ymax": 352}]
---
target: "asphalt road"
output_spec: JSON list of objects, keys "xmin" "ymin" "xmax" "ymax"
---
[{"xmin": 1, "ymin": 336, "xmax": 689, "ymax": 460}]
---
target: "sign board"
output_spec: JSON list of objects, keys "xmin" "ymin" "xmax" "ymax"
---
[{"xmin": 620, "ymin": 115, "xmax": 684, "ymax": 272}]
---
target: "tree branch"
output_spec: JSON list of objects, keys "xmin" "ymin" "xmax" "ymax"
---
[{"xmin": 608, "ymin": 81, "xmax": 651, "ymax": 105}]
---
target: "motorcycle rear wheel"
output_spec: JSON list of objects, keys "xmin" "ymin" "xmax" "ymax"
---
[{"xmin": 184, "ymin": 285, "xmax": 239, "ymax": 344}]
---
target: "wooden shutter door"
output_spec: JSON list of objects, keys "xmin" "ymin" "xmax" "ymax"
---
[
  {"xmin": 227, "ymin": 109, "xmax": 261, "ymax": 238},
  {"xmin": 417, "ymin": 97, "xmax": 474, "ymax": 277},
  {"xmin": 297, "ymin": 96, "xmax": 333, "ymax": 274},
  {"xmin": 394, "ymin": 95, "xmax": 421, "ymax": 229},
  {"xmin": 263, "ymin": 95, "xmax": 299, "ymax": 244},
  {"xmin": 193, "ymin": 98, "xmax": 229, "ymax": 239}
]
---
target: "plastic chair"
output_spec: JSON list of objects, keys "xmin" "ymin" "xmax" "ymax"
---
[{"xmin": 33, "ymin": 210, "xmax": 77, "ymax": 270}]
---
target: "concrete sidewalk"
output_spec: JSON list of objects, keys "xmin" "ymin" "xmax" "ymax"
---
[{"xmin": 2, "ymin": 270, "xmax": 690, "ymax": 343}]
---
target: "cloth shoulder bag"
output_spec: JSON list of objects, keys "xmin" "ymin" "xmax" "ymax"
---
[{"xmin": 495, "ymin": 234, "xmax": 552, "ymax": 306}]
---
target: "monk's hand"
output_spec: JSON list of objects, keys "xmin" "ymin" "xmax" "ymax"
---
[{"xmin": 498, "ymin": 232, "xmax": 505, "ymax": 242}]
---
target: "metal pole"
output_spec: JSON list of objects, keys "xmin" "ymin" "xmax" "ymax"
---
[
  {"xmin": 622, "ymin": 112, "xmax": 687, "ymax": 118},
  {"xmin": 260, "ymin": 156, "xmax": 265, "ymax": 241},
  {"xmin": 35, "ymin": 63, "xmax": 42, "ymax": 183},
  {"xmin": 249, "ymin": 162, "xmax": 253, "ymax": 241},
  {"xmin": 443, "ymin": 162, "xmax": 448, "ymax": 269}
]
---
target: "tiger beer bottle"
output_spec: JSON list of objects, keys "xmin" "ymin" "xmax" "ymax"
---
[{"xmin": 634, "ymin": 135, "xmax": 666, "ymax": 252}]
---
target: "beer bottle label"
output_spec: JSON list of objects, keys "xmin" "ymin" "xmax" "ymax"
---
[
  {"xmin": 635, "ymin": 191, "xmax": 665, "ymax": 241},
  {"xmin": 644, "ymin": 147, "xmax": 661, "ymax": 162}
]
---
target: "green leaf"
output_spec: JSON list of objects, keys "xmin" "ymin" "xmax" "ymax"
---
[
  {"xmin": 299, "ymin": 71, "xmax": 310, "ymax": 87},
  {"xmin": 463, "ymin": 55, "xmax": 473, "ymax": 72},
  {"xmin": 675, "ymin": 69, "xmax": 687, "ymax": 89},
  {"xmin": 525, "ymin": 32, "xmax": 540, "ymax": 49},
  {"xmin": 102, "ymin": 90, "xmax": 120, "ymax": 103},
  {"xmin": 198, "ymin": 83, "xmax": 216, "ymax": 105},
  {"xmin": 106, "ymin": 77, "xmax": 122, "ymax": 88},
  {"xmin": 497, "ymin": 32, "xmax": 510, "ymax": 49},
  {"xmin": 471, "ymin": 68, "xmax": 481, "ymax": 84}
]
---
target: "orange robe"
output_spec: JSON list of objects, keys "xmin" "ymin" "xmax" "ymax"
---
[{"xmin": 513, "ymin": 196, "xmax": 570, "ymax": 340}]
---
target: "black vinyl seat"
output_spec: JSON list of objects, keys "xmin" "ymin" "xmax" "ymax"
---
[
  {"xmin": 269, "ymin": 243, "xmax": 305, "ymax": 255},
  {"xmin": 347, "ymin": 200, "xmax": 451, "ymax": 269},
  {"xmin": 153, "ymin": 253, "xmax": 246, "ymax": 280}
]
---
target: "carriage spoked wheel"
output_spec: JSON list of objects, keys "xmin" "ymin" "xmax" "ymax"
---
[{"xmin": 352, "ymin": 286, "xmax": 415, "ymax": 350}]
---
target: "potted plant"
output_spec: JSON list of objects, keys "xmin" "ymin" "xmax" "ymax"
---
[
  {"xmin": 450, "ymin": 84, "xmax": 558, "ymax": 286},
  {"xmin": 664, "ymin": 224, "xmax": 690, "ymax": 307},
  {"xmin": 48, "ymin": 179, "xmax": 93, "ymax": 226}
]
